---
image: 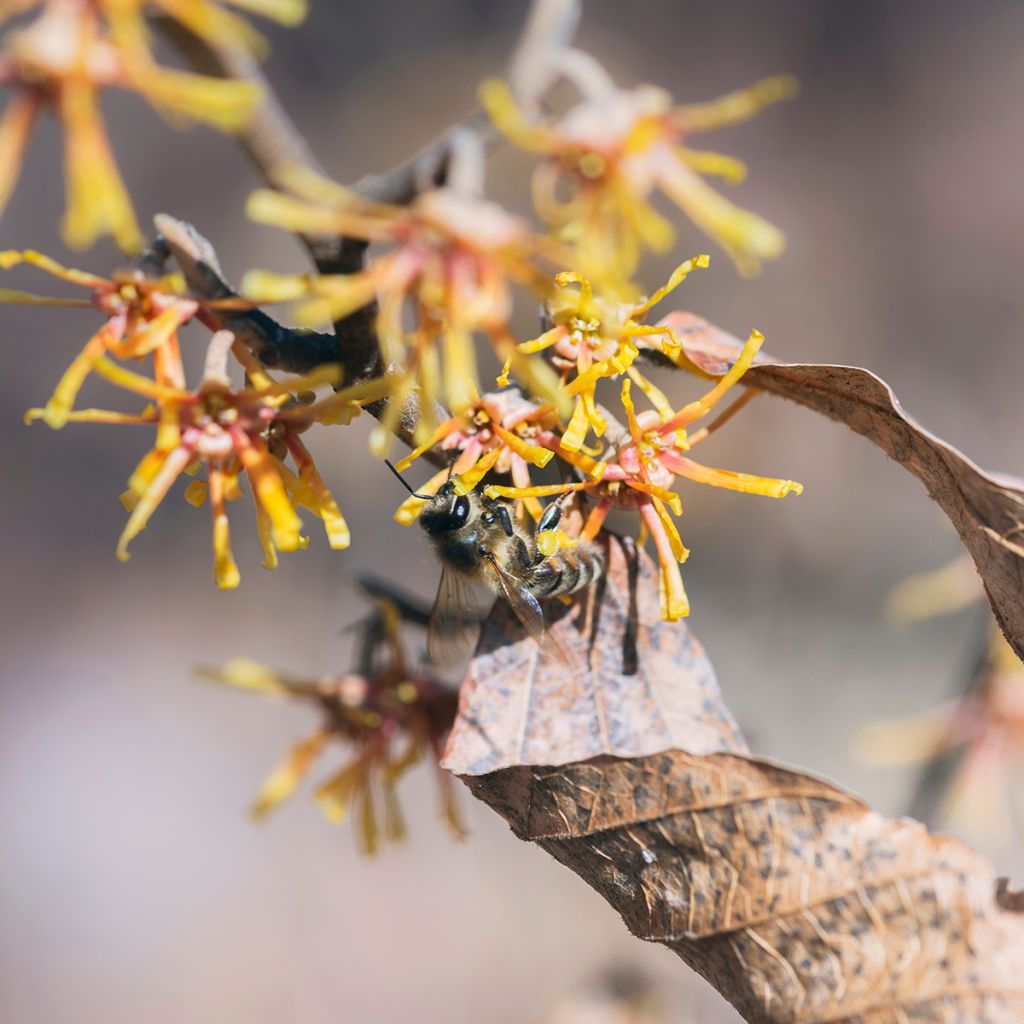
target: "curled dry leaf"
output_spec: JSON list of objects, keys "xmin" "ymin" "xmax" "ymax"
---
[
  {"xmin": 654, "ymin": 311, "xmax": 1024, "ymax": 664},
  {"xmin": 441, "ymin": 535, "xmax": 745, "ymax": 775},
  {"xmin": 447, "ymin": 537, "xmax": 1024, "ymax": 1023}
]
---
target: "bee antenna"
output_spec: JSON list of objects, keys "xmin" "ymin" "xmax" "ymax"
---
[{"xmin": 385, "ymin": 459, "xmax": 430, "ymax": 499}]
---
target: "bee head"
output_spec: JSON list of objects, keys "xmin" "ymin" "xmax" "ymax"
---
[{"xmin": 420, "ymin": 481, "xmax": 473, "ymax": 536}]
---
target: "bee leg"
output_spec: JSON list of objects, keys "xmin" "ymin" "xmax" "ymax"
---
[
  {"xmin": 537, "ymin": 502, "xmax": 562, "ymax": 534},
  {"xmin": 493, "ymin": 503, "xmax": 515, "ymax": 537},
  {"xmin": 510, "ymin": 536, "xmax": 534, "ymax": 574}
]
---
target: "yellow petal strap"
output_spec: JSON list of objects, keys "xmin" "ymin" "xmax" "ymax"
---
[
  {"xmin": 131, "ymin": 64, "xmax": 260, "ymax": 132},
  {"xmin": 631, "ymin": 253, "xmax": 710, "ymax": 317},
  {"xmin": 229, "ymin": 0, "xmax": 308, "ymax": 26},
  {"xmin": 516, "ymin": 325, "xmax": 564, "ymax": 354},
  {"xmin": 658, "ymin": 159, "xmax": 784, "ymax": 275},
  {"xmin": 93, "ymin": 356, "xmax": 185, "ymax": 402},
  {"xmin": 41, "ymin": 315, "xmax": 128, "ymax": 429},
  {"xmin": 485, "ymin": 480, "xmax": 591, "ymax": 501},
  {"xmin": 658, "ymin": 557, "xmax": 689, "ymax": 621},
  {"xmin": 443, "ymin": 326, "xmax": 479, "ymax": 415},
  {"xmin": 299, "ymin": 273, "xmax": 383, "ymax": 328},
  {"xmin": 127, "ymin": 446, "xmax": 169, "ymax": 498},
  {"xmin": 620, "ymin": 378, "xmax": 643, "ymax": 443},
  {"xmin": 639, "ymin": 501, "xmax": 690, "ymax": 620},
  {"xmin": 254, "ymin": 497, "xmax": 279, "ymax": 569},
  {"xmin": 581, "ymin": 499, "xmax": 610, "ymax": 541},
  {"xmin": 283, "ymin": 374, "xmax": 395, "ymax": 422},
  {"xmin": 616, "ymin": 189, "xmax": 676, "ymax": 254},
  {"xmin": 287, "ymin": 439, "xmax": 351, "ymax": 549},
  {"xmin": 251, "ymin": 729, "xmax": 331, "ymax": 821},
  {"xmin": 116, "ymin": 445, "xmax": 192, "ymax": 560},
  {"xmin": 0, "ymin": 247, "xmax": 107, "ymax": 288},
  {"xmin": 492, "ymin": 424, "xmax": 553, "ymax": 468},
  {"xmin": 559, "ymin": 396, "xmax": 591, "ymax": 453},
  {"xmin": 852, "ymin": 706, "xmax": 960, "ymax": 767},
  {"xmin": 114, "ymin": 302, "xmax": 195, "ymax": 360},
  {"xmin": 246, "ymin": 189, "xmax": 393, "ymax": 243},
  {"xmin": 236, "ymin": 436, "xmax": 302, "ymax": 552},
  {"xmin": 625, "ymin": 366, "xmax": 675, "ymax": 422},
  {"xmin": 564, "ymin": 343, "xmax": 639, "ymax": 396},
  {"xmin": 660, "ymin": 329, "xmax": 764, "ymax": 432},
  {"xmin": 0, "ymin": 91, "xmax": 37, "ymax": 220},
  {"xmin": 884, "ymin": 557, "xmax": 981, "ymax": 627},
  {"xmin": 273, "ymin": 161, "xmax": 396, "ymax": 217},
  {"xmin": 453, "ymin": 446, "xmax": 501, "ymax": 495},
  {"xmin": 209, "ymin": 466, "xmax": 241, "ymax": 589},
  {"xmin": 556, "ymin": 446, "xmax": 606, "ymax": 480},
  {"xmin": 675, "ymin": 75, "xmax": 799, "ymax": 134},
  {"xmin": 314, "ymin": 750, "xmax": 372, "ymax": 825},
  {"xmin": 677, "ymin": 148, "xmax": 748, "ymax": 184},
  {"xmin": 628, "ymin": 480, "xmax": 683, "ymax": 517},
  {"xmin": 242, "ymin": 362, "xmax": 342, "ymax": 399},
  {"xmin": 651, "ymin": 497, "xmax": 689, "ymax": 562},
  {"xmin": 478, "ymin": 78, "xmax": 554, "ymax": 152},
  {"xmin": 226, "ymin": 338, "xmax": 273, "ymax": 392},
  {"xmin": 0, "ymin": 288, "xmax": 91, "ymax": 307},
  {"xmin": 393, "ymin": 417, "xmax": 462, "ymax": 472},
  {"xmin": 496, "ymin": 356, "xmax": 512, "ymax": 387},
  {"xmin": 60, "ymin": 82, "xmax": 144, "ymax": 252},
  {"xmin": 25, "ymin": 406, "xmax": 154, "ymax": 426},
  {"xmin": 667, "ymin": 455, "xmax": 802, "ymax": 499},
  {"xmin": 196, "ymin": 657, "xmax": 292, "ymax": 694},
  {"xmin": 240, "ymin": 268, "xmax": 316, "ymax": 303},
  {"xmin": 246, "ymin": 190, "xmax": 343, "ymax": 234}
]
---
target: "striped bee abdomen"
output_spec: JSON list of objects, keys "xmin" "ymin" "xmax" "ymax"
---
[{"xmin": 528, "ymin": 542, "xmax": 604, "ymax": 599}]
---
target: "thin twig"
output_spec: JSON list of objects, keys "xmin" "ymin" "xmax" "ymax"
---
[
  {"xmin": 158, "ymin": 0, "xmax": 581, "ymax": 466},
  {"xmin": 153, "ymin": 213, "xmax": 449, "ymax": 465}
]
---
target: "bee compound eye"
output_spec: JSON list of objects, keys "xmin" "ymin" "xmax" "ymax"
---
[{"xmin": 451, "ymin": 496, "xmax": 470, "ymax": 526}]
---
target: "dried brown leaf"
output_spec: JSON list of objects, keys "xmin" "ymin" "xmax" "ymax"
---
[
  {"xmin": 441, "ymin": 535, "xmax": 745, "ymax": 775},
  {"xmin": 657, "ymin": 311, "xmax": 1024, "ymax": 663},
  {"xmin": 448, "ymin": 537, "xmax": 1024, "ymax": 1023}
]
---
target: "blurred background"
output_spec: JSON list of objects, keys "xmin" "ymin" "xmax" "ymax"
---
[{"xmin": 3, "ymin": 1, "xmax": 1024, "ymax": 1021}]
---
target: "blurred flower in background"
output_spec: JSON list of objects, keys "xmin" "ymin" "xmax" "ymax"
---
[
  {"xmin": 482, "ymin": 63, "xmax": 796, "ymax": 287},
  {"xmin": 856, "ymin": 556, "xmax": 1024, "ymax": 840},
  {"xmin": 200, "ymin": 583, "xmax": 464, "ymax": 854},
  {"xmin": 0, "ymin": 0, "xmax": 304, "ymax": 249}
]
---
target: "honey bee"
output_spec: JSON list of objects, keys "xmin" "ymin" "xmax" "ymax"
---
[{"xmin": 387, "ymin": 462, "xmax": 603, "ymax": 663}]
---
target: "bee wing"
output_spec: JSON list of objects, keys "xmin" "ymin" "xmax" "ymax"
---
[
  {"xmin": 484, "ymin": 554, "xmax": 572, "ymax": 667},
  {"xmin": 427, "ymin": 566, "xmax": 481, "ymax": 668}
]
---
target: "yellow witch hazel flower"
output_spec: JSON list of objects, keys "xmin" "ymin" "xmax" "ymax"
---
[
  {"xmin": 0, "ymin": 0, "xmax": 303, "ymax": 249},
  {"xmin": 242, "ymin": 158, "xmax": 565, "ymax": 451},
  {"xmin": 200, "ymin": 594, "xmax": 465, "ymax": 854},
  {"xmin": 0, "ymin": 246, "xmax": 204, "ymax": 427},
  {"xmin": 857, "ymin": 557, "xmax": 1024, "ymax": 840},
  {"xmin": 482, "ymin": 53, "xmax": 796, "ymax": 286},
  {"xmin": 27, "ymin": 328, "xmax": 390, "ymax": 588},
  {"xmin": 392, "ymin": 388, "xmax": 564, "ymax": 525},
  {"xmin": 518, "ymin": 254, "xmax": 710, "ymax": 454},
  {"xmin": 487, "ymin": 328, "xmax": 803, "ymax": 620},
  {"xmin": 111, "ymin": 0, "xmax": 309, "ymax": 57}
]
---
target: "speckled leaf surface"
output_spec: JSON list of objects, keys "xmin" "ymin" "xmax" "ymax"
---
[
  {"xmin": 441, "ymin": 535, "xmax": 744, "ymax": 775},
  {"xmin": 449, "ymin": 538, "xmax": 1024, "ymax": 1023}
]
